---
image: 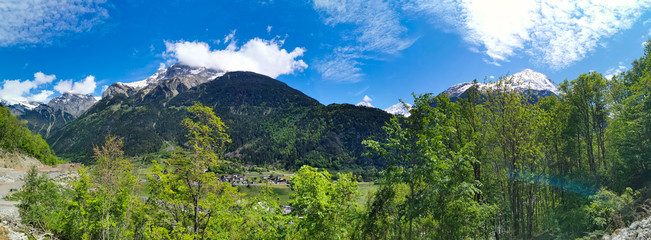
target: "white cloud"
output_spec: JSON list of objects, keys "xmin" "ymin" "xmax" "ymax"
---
[
  {"xmin": 605, "ymin": 64, "xmax": 627, "ymax": 79},
  {"xmin": 0, "ymin": 0, "xmax": 108, "ymax": 46},
  {"xmin": 267, "ymin": 26, "xmax": 273, "ymax": 33},
  {"xmin": 164, "ymin": 37, "xmax": 308, "ymax": 78},
  {"xmin": 644, "ymin": 41, "xmax": 649, "ymax": 47},
  {"xmin": 34, "ymin": 72, "xmax": 56, "ymax": 84},
  {"xmin": 363, "ymin": 95, "xmax": 372, "ymax": 102},
  {"xmin": 0, "ymin": 79, "xmax": 37, "ymax": 104},
  {"xmin": 0, "ymin": 72, "xmax": 58, "ymax": 104},
  {"xmin": 405, "ymin": 0, "xmax": 651, "ymax": 70},
  {"xmin": 54, "ymin": 75, "xmax": 97, "ymax": 95},
  {"xmin": 312, "ymin": 0, "xmax": 414, "ymax": 82},
  {"xmin": 31, "ymin": 90, "xmax": 55, "ymax": 102}
]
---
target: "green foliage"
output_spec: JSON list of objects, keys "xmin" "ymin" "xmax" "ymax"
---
[
  {"xmin": 0, "ymin": 105, "xmax": 57, "ymax": 165},
  {"xmin": 62, "ymin": 136, "xmax": 142, "ymax": 240},
  {"xmin": 584, "ymin": 188, "xmax": 638, "ymax": 234},
  {"xmin": 13, "ymin": 167, "xmax": 69, "ymax": 232},
  {"xmin": 290, "ymin": 165, "xmax": 359, "ymax": 239},
  {"xmin": 363, "ymin": 93, "xmax": 495, "ymax": 239}
]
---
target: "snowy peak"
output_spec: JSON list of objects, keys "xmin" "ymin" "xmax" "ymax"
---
[
  {"xmin": 384, "ymin": 103, "xmax": 412, "ymax": 117},
  {"xmin": 121, "ymin": 63, "xmax": 224, "ymax": 90},
  {"xmin": 442, "ymin": 69, "xmax": 559, "ymax": 99},
  {"xmin": 356, "ymin": 101, "xmax": 374, "ymax": 108},
  {"xmin": 507, "ymin": 69, "xmax": 559, "ymax": 95},
  {"xmin": 121, "ymin": 65, "xmax": 169, "ymax": 89},
  {"xmin": 104, "ymin": 63, "xmax": 225, "ymax": 98},
  {"xmin": 2, "ymin": 100, "xmax": 44, "ymax": 116},
  {"xmin": 443, "ymin": 82, "xmax": 478, "ymax": 98}
]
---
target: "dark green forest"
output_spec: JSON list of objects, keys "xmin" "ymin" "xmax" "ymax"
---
[{"xmin": 7, "ymin": 41, "xmax": 651, "ymax": 239}]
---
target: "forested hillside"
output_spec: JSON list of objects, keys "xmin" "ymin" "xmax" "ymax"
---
[{"xmin": 0, "ymin": 105, "xmax": 57, "ymax": 165}]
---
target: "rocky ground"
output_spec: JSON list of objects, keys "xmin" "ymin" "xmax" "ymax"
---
[
  {"xmin": 0, "ymin": 164, "xmax": 79, "ymax": 240},
  {"xmin": 602, "ymin": 216, "xmax": 651, "ymax": 240}
]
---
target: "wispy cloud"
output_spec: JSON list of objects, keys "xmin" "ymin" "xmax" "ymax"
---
[
  {"xmin": 312, "ymin": 0, "xmax": 414, "ymax": 82},
  {"xmin": 404, "ymin": 0, "xmax": 651, "ymax": 70},
  {"xmin": 0, "ymin": 0, "xmax": 109, "ymax": 46},
  {"xmin": 164, "ymin": 33, "xmax": 308, "ymax": 78},
  {"xmin": 314, "ymin": 47, "xmax": 363, "ymax": 82},
  {"xmin": 605, "ymin": 63, "xmax": 627, "ymax": 80}
]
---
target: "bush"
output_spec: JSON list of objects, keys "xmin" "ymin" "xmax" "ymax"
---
[
  {"xmin": 584, "ymin": 187, "xmax": 638, "ymax": 234},
  {"xmin": 13, "ymin": 167, "xmax": 68, "ymax": 233}
]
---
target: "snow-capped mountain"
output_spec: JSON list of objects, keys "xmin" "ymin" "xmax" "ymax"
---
[
  {"xmin": 442, "ymin": 69, "xmax": 559, "ymax": 100},
  {"xmin": 103, "ymin": 63, "xmax": 224, "ymax": 98},
  {"xmin": 356, "ymin": 101, "xmax": 374, "ymax": 108},
  {"xmin": 384, "ymin": 103, "xmax": 412, "ymax": 117},
  {"xmin": 502, "ymin": 69, "xmax": 559, "ymax": 95},
  {"xmin": 2, "ymin": 100, "xmax": 43, "ymax": 116},
  {"xmin": 2, "ymin": 93, "xmax": 97, "ymax": 117},
  {"xmin": 47, "ymin": 93, "xmax": 98, "ymax": 117}
]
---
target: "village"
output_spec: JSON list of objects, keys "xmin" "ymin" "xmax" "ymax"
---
[{"xmin": 219, "ymin": 173, "xmax": 291, "ymax": 186}]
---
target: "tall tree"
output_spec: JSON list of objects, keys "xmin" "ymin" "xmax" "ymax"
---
[{"xmin": 147, "ymin": 102, "xmax": 236, "ymax": 239}]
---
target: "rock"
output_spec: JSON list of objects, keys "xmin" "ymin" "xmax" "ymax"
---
[{"xmin": 603, "ymin": 216, "xmax": 651, "ymax": 240}]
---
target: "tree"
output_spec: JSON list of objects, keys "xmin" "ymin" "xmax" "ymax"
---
[
  {"xmin": 560, "ymin": 72, "xmax": 608, "ymax": 177},
  {"xmin": 14, "ymin": 167, "xmax": 68, "ymax": 233},
  {"xmin": 63, "ymin": 135, "xmax": 141, "ymax": 240},
  {"xmin": 147, "ymin": 102, "xmax": 236, "ymax": 239},
  {"xmin": 290, "ymin": 165, "xmax": 359, "ymax": 239},
  {"xmin": 483, "ymin": 76, "xmax": 545, "ymax": 238}
]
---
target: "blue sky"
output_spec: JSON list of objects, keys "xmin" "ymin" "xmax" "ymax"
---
[{"xmin": 1, "ymin": 0, "xmax": 650, "ymax": 109}]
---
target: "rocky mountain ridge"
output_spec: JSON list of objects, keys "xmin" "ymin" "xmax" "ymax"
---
[{"xmin": 103, "ymin": 63, "xmax": 223, "ymax": 99}]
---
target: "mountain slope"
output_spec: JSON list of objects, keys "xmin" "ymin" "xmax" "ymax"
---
[{"xmin": 48, "ymin": 71, "xmax": 391, "ymax": 169}]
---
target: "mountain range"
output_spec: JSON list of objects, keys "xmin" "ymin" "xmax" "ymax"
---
[
  {"xmin": 7, "ymin": 65, "xmax": 559, "ymax": 169},
  {"xmin": 45, "ymin": 65, "xmax": 392, "ymax": 170},
  {"xmin": 2, "ymin": 93, "xmax": 97, "ymax": 138}
]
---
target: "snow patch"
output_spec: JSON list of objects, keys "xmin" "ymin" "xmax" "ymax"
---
[{"xmin": 385, "ymin": 103, "xmax": 412, "ymax": 117}]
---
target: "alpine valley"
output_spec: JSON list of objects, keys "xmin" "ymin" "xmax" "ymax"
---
[{"xmin": 11, "ymin": 65, "xmax": 559, "ymax": 171}]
